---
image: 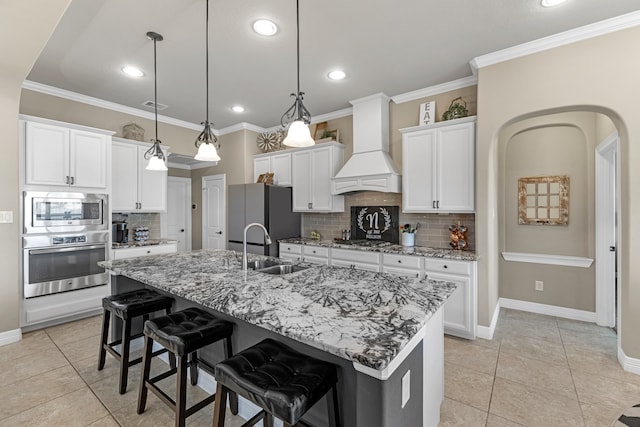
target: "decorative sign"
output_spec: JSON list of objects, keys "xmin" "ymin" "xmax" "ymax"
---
[
  {"xmin": 518, "ymin": 175, "xmax": 569, "ymax": 225},
  {"xmin": 350, "ymin": 206, "xmax": 399, "ymax": 243},
  {"xmin": 419, "ymin": 101, "xmax": 436, "ymax": 126}
]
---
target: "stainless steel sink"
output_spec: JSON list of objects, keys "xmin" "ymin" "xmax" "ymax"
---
[
  {"xmin": 256, "ymin": 264, "xmax": 309, "ymax": 275},
  {"xmin": 247, "ymin": 259, "xmax": 282, "ymax": 270}
]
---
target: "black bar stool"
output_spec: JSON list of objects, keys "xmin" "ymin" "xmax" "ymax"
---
[
  {"xmin": 98, "ymin": 288, "xmax": 174, "ymax": 394},
  {"xmin": 137, "ymin": 307, "xmax": 238, "ymax": 427},
  {"xmin": 212, "ymin": 338, "xmax": 341, "ymax": 427}
]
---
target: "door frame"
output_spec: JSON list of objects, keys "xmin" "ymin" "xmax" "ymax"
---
[
  {"xmin": 201, "ymin": 174, "xmax": 226, "ymax": 250},
  {"xmin": 595, "ymin": 131, "xmax": 620, "ymax": 328},
  {"xmin": 162, "ymin": 176, "xmax": 192, "ymax": 251}
]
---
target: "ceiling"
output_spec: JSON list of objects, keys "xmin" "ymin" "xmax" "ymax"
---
[{"xmin": 27, "ymin": 0, "xmax": 640, "ymax": 130}]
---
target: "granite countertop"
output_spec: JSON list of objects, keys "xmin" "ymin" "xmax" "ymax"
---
[
  {"xmin": 112, "ymin": 239, "xmax": 178, "ymax": 250},
  {"xmin": 279, "ymin": 237, "xmax": 478, "ymax": 261},
  {"xmin": 99, "ymin": 249, "xmax": 456, "ymax": 373}
]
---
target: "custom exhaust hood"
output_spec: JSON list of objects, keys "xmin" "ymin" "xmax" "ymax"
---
[{"xmin": 332, "ymin": 93, "xmax": 401, "ymax": 194}]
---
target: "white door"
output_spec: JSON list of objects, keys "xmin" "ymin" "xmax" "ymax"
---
[
  {"xmin": 167, "ymin": 177, "xmax": 191, "ymax": 252},
  {"xmin": 202, "ymin": 174, "xmax": 226, "ymax": 249}
]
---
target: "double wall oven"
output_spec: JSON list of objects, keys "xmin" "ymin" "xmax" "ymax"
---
[{"xmin": 23, "ymin": 192, "xmax": 109, "ymax": 298}]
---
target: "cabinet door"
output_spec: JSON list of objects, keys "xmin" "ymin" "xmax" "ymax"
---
[
  {"xmin": 279, "ymin": 243, "xmax": 302, "ymax": 261},
  {"xmin": 138, "ymin": 146, "xmax": 167, "ymax": 212},
  {"xmin": 253, "ymin": 157, "xmax": 271, "ymax": 183},
  {"xmin": 291, "ymin": 150, "xmax": 312, "ymax": 211},
  {"xmin": 69, "ymin": 130, "xmax": 108, "ymax": 188},
  {"xmin": 402, "ymin": 129, "xmax": 437, "ymax": 212},
  {"xmin": 309, "ymin": 147, "xmax": 333, "ymax": 211},
  {"xmin": 111, "ymin": 142, "xmax": 139, "ymax": 211},
  {"xmin": 25, "ymin": 122, "xmax": 70, "ymax": 186},
  {"xmin": 436, "ymin": 122, "xmax": 475, "ymax": 212},
  {"xmin": 428, "ymin": 271, "xmax": 475, "ymax": 339},
  {"xmin": 271, "ymin": 152, "xmax": 292, "ymax": 186}
]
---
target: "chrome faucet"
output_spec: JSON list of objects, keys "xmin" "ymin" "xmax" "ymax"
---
[{"xmin": 242, "ymin": 223, "xmax": 272, "ymax": 272}]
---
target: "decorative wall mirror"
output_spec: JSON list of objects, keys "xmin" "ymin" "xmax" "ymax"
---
[{"xmin": 518, "ymin": 175, "xmax": 569, "ymax": 225}]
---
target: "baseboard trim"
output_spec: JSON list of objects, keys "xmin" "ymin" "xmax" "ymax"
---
[
  {"xmin": 0, "ymin": 328, "xmax": 22, "ymax": 346},
  {"xmin": 476, "ymin": 301, "xmax": 501, "ymax": 340},
  {"xmin": 618, "ymin": 348, "xmax": 640, "ymax": 376},
  {"xmin": 499, "ymin": 298, "xmax": 596, "ymax": 322}
]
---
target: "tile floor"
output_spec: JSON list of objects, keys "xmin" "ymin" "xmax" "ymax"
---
[{"xmin": 0, "ymin": 308, "xmax": 637, "ymax": 426}]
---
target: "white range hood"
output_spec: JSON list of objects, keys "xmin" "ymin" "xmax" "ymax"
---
[{"xmin": 332, "ymin": 93, "xmax": 401, "ymax": 194}]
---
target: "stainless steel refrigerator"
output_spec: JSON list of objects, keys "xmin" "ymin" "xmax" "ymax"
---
[{"xmin": 227, "ymin": 183, "xmax": 301, "ymax": 256}]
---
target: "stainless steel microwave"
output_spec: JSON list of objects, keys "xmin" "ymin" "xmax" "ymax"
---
[{"xmin": 23, "ymin": 191, "xmax": 108, "ymax": 234}]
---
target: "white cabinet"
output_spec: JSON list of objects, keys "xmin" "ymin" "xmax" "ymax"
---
[
  {"xmin": 382, "ymin": 253, "xmax": 423, "ymax": 278},
  {"xmin": 25, "ymin": 120, "xmax": 109, "ymax": 189},
  {"xmin": 331, "ymin": 248, "xmax": 380, "ymax": 272},
  {"xmin": 303, "ymin": 245, "xmax": 329, "ymax": 265},
  {"xmin": 401, "ymin": 117, "xmax": 475, "ymax": 213},
  {"xmin": 253, "ymin": 151, "xmax": 292, "ymax": 186},
  {"xmin": 112, "ymin": 139, "xmax": 167, "ymax": 212},
  {"xmin": 279, "ymin": 243, "xmax": 303, "ymax": 261},
  {"xmin": 111, "ymin": 242, "xmax": 177, "ymax": 260},
  {"xmin": 291, "ymin": 143, "xmax": 344, "ymax": 212},
  {"xmin": 424, "ymin": 258, "xmax": 477, "ymax": 339}
]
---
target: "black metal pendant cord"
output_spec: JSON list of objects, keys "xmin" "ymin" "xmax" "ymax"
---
[
  {"xmin": 205, "ymin": 0, "xmax": 210, "ymax": 124},
  {"xmin": 144, "ymin": 31, "xmax": 165, "ymax": 162},
  {"xmin": 295, "ymin": 0, "xmax": 300, "ymax": 102}
]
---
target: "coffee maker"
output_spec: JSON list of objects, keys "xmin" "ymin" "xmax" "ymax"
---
[{"xmin": 112, "ymin": 221, "xmax": 128, "ymax": 244}]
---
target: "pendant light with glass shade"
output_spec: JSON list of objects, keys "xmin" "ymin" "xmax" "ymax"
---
[
  {"xmin": 281, "ymin": 0, "xmax": 314, "ymax": 147},
  {"xmin": 194, "ymin": 0, "xmax": 221, "ymax": 162},
  {"xmin": 144, "ymin": 31, "xmax": 168, "ymax": 171}
]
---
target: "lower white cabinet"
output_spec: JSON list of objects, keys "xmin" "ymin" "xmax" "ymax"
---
[
  {"xmin": 111, "ymin": 242, "xmax": 177, "ymax": 260},
  {"xmin": 424, "ymin": 259, "xmax": 477, "ymax": 339},
  {"xmin": 382, "ymin": 253, "xmax": 423, "ymax": 278},
  {"xmin": 279, "ymin": 243, "xmax": 303, "ymax": 262},
  {"xmin": 303, "ymin": 245, "xmax": 329, "ymax": 265},
  {"xmin": 330, "ymin": 248, "xmax": 380, "ymax": 272}
]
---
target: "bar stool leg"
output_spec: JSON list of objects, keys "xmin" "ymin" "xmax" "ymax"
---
[
  {"xmin": 212, "ymin": 383, "xmax": 227, "ymax": 427},
  {"xmin": 137, "ymin": 335, "xmax": 154, "ymax": 414},
  {"xmin": 223, "ymin": 336, "xmax": 239, "ymax": 415},
  {"xmin": 97, "ymin": 309, "xmax": 110, "ymax": 370},
  {"xmin": 264, "ymin": 413, "xmax": 274, "ymax": 427},
  {"xmin": 189, "ymin": 351, "xmax": 198, "ymax": 386},
  {"xmin": 176, "ymin": 355, "xmax": 188, "ymax": 427},
  {"xmin": 327, "ymin": 385, "xmax": 341, "ymax": 427},
  {"xmin": 119, "ymin": 318, "xmax": 133, "ymax": 394}
]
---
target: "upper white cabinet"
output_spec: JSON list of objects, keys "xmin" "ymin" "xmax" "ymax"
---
[
  {"xmin": 112, "ymin": 138, "xmax": 167, "ymax": 212},
  {"xmin": 401, "ymin": 117, "xmax": 475, "ymax": 213},
  {"xmin": 25, "ymin": 120, "xmax": 110, "ymax": 189},
  {"xmin": 291, "ymin": 142, "xmax": 345, "ymax": 212},
  {"xmin": 253, "ymin": 151, "xmax": 292, "ymax": 186}
]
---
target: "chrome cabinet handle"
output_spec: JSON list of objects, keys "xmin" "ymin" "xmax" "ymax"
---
[
  {"xmin": 216, "ymin": 231, "xmax": 222, "ymax": 234},
  {"xmin": 436, "ymin": 200, "xmax": 440, "ymax": 209},
  {"xmin": 65, "ymin": 176, "xmax": 70, "ymax": 184},
  {"xmin": 70, "ymin": 176, "xmax": 75, "ymax": 185},
  {"xmin": 432, "ymin": 200, "xmax": 436, "ymax": 209},
  {"xmin": 397, "ymin": 260, "xmax": 402, "ymax": 264},
  {"xmin": 308, "ymin": 202, "xmax": 313, "ymax": 209}
]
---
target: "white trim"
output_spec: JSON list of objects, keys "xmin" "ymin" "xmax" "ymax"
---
[
  {"xmin": 499, "ymin": 297, "xmax": 596, "ymax": 323},
  {"xmin": 501, "ymin": 251, "xmax": 593, "ymax": 268},
  {"xmin": 476, "ymin": 301, "xmax": 500, "ymax": 340},
  {"xmin": 0, "ymin": 328, "xmax": 22, "ymax": 346},
  {"xmin": 217, "ymin": 122, "xmax": 267, "ymax": 135},
  {"xmin": 22, "ymin": 80, "xmax": 202, "ymax": 131},
  {"xmin": 470, "ymin": 11, "xmax": 640, "ymax": 73},
  {"xmin": 391, "ymin": 76, "xmax": 478, "ymax": 104},
  {"xmin": 618, "ymin": 348, "xmax": 640, "ymax": 376},
  {"xmin": 353, "ymin": 322, "xmax": 427, "ymax": 380}
]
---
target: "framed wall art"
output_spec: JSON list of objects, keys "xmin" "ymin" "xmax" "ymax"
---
[
  {"xmin": 518, "ymin": 175, "xmax": 569, "ymax": 225},
  {"xmin": 419, "ymin": 101, "xmax": 436, "ymax": 126}
]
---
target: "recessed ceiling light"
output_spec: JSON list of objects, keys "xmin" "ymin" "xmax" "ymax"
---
[
  {"xmin": 328, "ymin": 70, "xmax": 346, "ymax": 81},
  {"xmin": 231, "ymin": 105, "xmax": 245, "ymax": 113},
  {"xmin": 121, "ymin": 66, "xmax": 144, "ymax": 77},
  {"xmin": 252, "ymin": 19, "xmax": 278, "ymax": 36},
  {"xmin": 541, "ymin": 0, "xmax": 568, "ymax": 7}
]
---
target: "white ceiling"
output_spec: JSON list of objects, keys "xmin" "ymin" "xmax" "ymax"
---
[{"xmin": 27, "ymin": 0, "xmax": 640, "ymax": 130}]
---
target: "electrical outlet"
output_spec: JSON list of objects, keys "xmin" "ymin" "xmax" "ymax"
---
[
  {"xmin": 401, "ymin": 370, "xmax": 410, "ymax": 408},
  {"xmin": 535, "ymin": 280, "xmax": 544, "ymax": 291},
  {"xmin": 0, "ymin": 211, "xmax": 13, "ymax": 223}
]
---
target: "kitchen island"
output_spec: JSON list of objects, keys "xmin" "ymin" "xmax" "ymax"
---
[{"xmin": 99, "ymin": 249, "xmax": 456, "ymax": 427}]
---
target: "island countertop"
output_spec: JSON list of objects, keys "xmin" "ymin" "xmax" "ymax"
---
[{"xmin": 99, "ymin": 249, "xmax": 456, "ymax": 376}]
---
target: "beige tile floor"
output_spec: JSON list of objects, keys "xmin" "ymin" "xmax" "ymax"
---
[{"xmin": 0, "ymin": 308, "xmax": 637, "ymax": 426}]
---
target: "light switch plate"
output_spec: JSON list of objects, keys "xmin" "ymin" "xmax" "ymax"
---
[
  {"xmin": 401, "ymin": 370, "xmax": 410, "ymax": 408},
  {"xmin": 0, "ymin": 211, "xmax": 13, "ymax": 223}
]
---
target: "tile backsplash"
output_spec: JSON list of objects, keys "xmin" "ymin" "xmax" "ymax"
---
[
  {"xmin": 301, "ymin": 192, "xmax": 475, "ymax": 251},
  {"xmin": 112, "ymin": 212, "xmax": 161, "ymax": 241}
]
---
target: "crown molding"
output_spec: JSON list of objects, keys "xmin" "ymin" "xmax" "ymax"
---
[
  {"xmin": 390, "ymin": 76, "xmax": 477, "ymax": 104},
  {"xmin": 22, "ymin": 80, "xmax": 203, "ymax": 131},
  {"xmin": 470, "ymin": 10, "xmax": 640, "ymax": 74},
  {"xmin": 217, "ymin": 122, "xmax": 267, "ymax": 135}
]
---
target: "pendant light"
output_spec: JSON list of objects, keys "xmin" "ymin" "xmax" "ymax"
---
[
  {"xmin": 281, "ymin": 0, "xmax": 314, "ymax": 147},
  {"xmin": 144, "ymin": 31, "xmax": 168, "ymax": 171},
  {"xmin": 194, "ymin": 0, "xmax": 221, "ymax": 162}
]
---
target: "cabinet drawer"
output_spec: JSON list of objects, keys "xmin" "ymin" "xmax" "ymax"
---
[
  {"xmin": 331, "ymin": 259, "xmax": 380, "ymax": 272},
  {"xmin": 279, "ymin": 243, "xmax": 302, "ymax": 255},
  {"xmin": 382, "ymin": 266, "xmax": 422, "ymax": 278},
  {"xmin": 424, "ymin": 259, "xmax": 471, "ymax": 276},
  {"xmin": 112, "ymin": 243, "xmax": 177, "ymax": 260},
  {"xmin": 383, "ymin": 254, "xmax": 422, "ymax": 270},
  {"xmin": 331, "ymin": 248, "xmax": 380, "ymax": 265},
  {"xmin": 303, "ymin": 245, "xmax": 329, "ymax": 257}
]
